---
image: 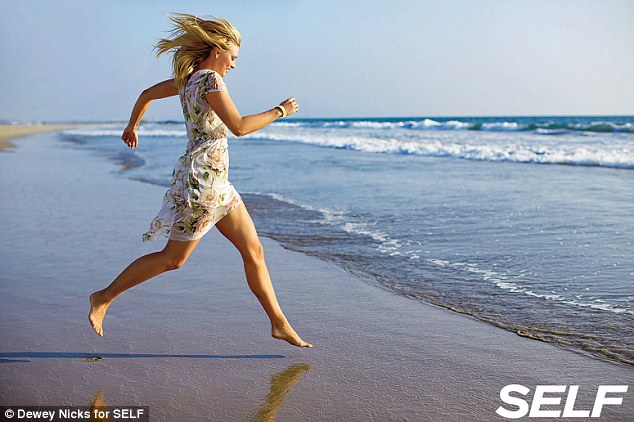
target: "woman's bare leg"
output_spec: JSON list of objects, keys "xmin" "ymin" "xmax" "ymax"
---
[
  {"xmin": 88, "ymin": 239, "xmax": 200, "ymax": 336},
  {"xmin": 215, "ymin": 202, "xmax": 313, "ymax": 348}
]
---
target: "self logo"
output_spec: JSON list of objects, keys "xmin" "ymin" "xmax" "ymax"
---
[{"xmin": 496, "ymin": 384, "xmax": 629, "ymax": 419}]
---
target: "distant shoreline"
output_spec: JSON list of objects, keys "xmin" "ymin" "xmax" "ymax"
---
[{"xmin": 0, "ymin": 124, "xmax": 99, "ymax": 152}]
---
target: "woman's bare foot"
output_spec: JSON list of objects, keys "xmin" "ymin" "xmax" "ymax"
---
[
  {"xmin": 88, "ymin": 291, "xmax": 110, "ymax": 337},
  {"xmin": 271, "ymin": 322, "xmax": 313, "ymax": 348}
]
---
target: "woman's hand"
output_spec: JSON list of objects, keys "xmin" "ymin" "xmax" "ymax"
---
[
  {"xmin": 280, "ymin": 97, "xmax": 300, "ymax": 117},
  {"xmin": 121, "ymin": 126, "xmax": 138, "ymax": 149},
  {"xmin": 122, "ymin": 79, "xmax": 177, "ymax": 147}
]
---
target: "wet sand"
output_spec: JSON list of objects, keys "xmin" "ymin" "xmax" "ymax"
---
[{"xmin": 0, "ymin": 131, "xmax": 632, "ymax": 421}]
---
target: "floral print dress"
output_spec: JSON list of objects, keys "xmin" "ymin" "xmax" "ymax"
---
[{"xmin": 142, "ymin": 70, "xmax": 242, "ymax": 242}]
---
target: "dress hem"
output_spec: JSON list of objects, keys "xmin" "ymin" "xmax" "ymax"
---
[{"xmin": 141, "ymin": 196, "xmax": 243, "ymax": 243}]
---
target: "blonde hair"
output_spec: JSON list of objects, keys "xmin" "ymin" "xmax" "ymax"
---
[{"xmin": 154, "ymin": 13, "xmax": 241, "ymax": 88}]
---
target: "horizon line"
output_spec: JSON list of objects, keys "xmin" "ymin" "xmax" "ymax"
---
[{"xmin": 3, "ymin": 114, "xmax": 634, "ymax": 125}]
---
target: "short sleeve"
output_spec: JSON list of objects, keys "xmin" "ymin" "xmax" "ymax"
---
[{"xmin": 199, "ymin": 70, "xmax": 227, "ymax": 96}]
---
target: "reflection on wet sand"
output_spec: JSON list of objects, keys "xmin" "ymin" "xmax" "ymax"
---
[
  {"xmin": 88, "ymin": 363, "xmax": 311, "ymax": 422},
  {"xmin": 250, "ymin": 363, "xmax": 311, "ymax": 422},
  {"xmin": 90, "ymin": 391, "xmax": 108, "ymax": 422}
]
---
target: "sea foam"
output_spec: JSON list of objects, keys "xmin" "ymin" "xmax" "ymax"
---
[{"xmin": 245, "ymin": 132, "xmax": 634, "ymax": 169}]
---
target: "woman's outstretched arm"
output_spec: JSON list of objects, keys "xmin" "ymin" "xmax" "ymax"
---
[
  {"xmin": 205, "ymin": 91, "xmax": 298, "ymax": 137},
  {"xmin": 122, "ymin": 79, "xmax": 179, "ymax": 149}
]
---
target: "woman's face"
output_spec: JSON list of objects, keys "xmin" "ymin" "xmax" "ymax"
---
[{"xmin": 213, "ymin": 44, "xmax": 239, "ymax": 77}]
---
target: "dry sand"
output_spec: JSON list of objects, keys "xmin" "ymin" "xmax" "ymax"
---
[
  {"xmin": 0, "ymin": 124, "xmax": 102, "ymax": 151},
  {"xmin": 0, "ymin": 125, "xmax": 68, "ymax": 151}
]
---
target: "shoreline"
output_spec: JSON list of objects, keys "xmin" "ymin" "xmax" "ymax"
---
[
  {"xmin": 0, "ymin": 124, "xmax": 102, "ymax": 152},
  {"xmin": 7, "ymin": 128, "xmax": 633, "ymax": 364},
  {"xmin": 0, "ymin": 124, "xmax": 68, "ymax": 151},
  {"xmin": 1, "ymin": 130, "xmax": 632, "ymax": 420}
]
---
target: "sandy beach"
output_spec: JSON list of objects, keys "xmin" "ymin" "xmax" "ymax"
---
[
  {"xmin": 0, "ymin": 131, "xmax": 632, "ymax": 421},
  {"xmin": 0, "ymin": 124, "xmax": 109, "ymax": 152},
  {"xmin": 0, "ymin": 125, "xmax": 71, "ymax": 151}
]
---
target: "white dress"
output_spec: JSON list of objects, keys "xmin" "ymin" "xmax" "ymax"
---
[{"xmin": 142, "ymin": 70, "xmax": 242, "ymax": 242}]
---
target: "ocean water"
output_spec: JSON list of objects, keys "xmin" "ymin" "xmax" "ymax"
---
[{"xmin": 62, "ymin": 115, "xmax": 634, "ymax": 365}]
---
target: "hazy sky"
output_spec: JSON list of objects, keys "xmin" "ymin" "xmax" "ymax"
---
[{"xmin": 1, "ymin": 0, "xmax": 633, "ymax": 122}]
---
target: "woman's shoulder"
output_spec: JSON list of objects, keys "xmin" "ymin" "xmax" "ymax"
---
[
  {"xmin": 191, "ymin": 68, "xmax": 221, "ymax": 77},
  {"xmin": 189, "ymin": 69, "xmax": 227, "ymax": 94},
  {"xmin": 189, "ymin": 69, "xmax": 224, "ymax": 84}
]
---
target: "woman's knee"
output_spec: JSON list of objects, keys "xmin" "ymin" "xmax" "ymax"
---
[
  {"xmin": 161, "ymin": 251, "xmax": 188, "ymax": 271},
  {"xmin": 160, "ymin": 239, "xmax": 199, "ymax": 271},
  {"xmin": 165, "ymin": 258, "xmax": 186, "ymax": 271},
  {"xmin": 243, "ymin": 240, "xmax": 265, "ymax": 264}
]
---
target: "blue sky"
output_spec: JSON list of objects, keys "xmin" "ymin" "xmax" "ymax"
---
[{"xmin": 1, "ymin": 0, "xmax": 633, "ymax": 122}]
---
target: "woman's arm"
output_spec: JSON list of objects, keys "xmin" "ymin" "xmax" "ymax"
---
[
  {"xmin": 205, "ymin": 91, "xmax": 298, "ymax": 137},
  {"xmin": 122, "ymin": 79, "xmax": 179, "ymax": 149}
]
